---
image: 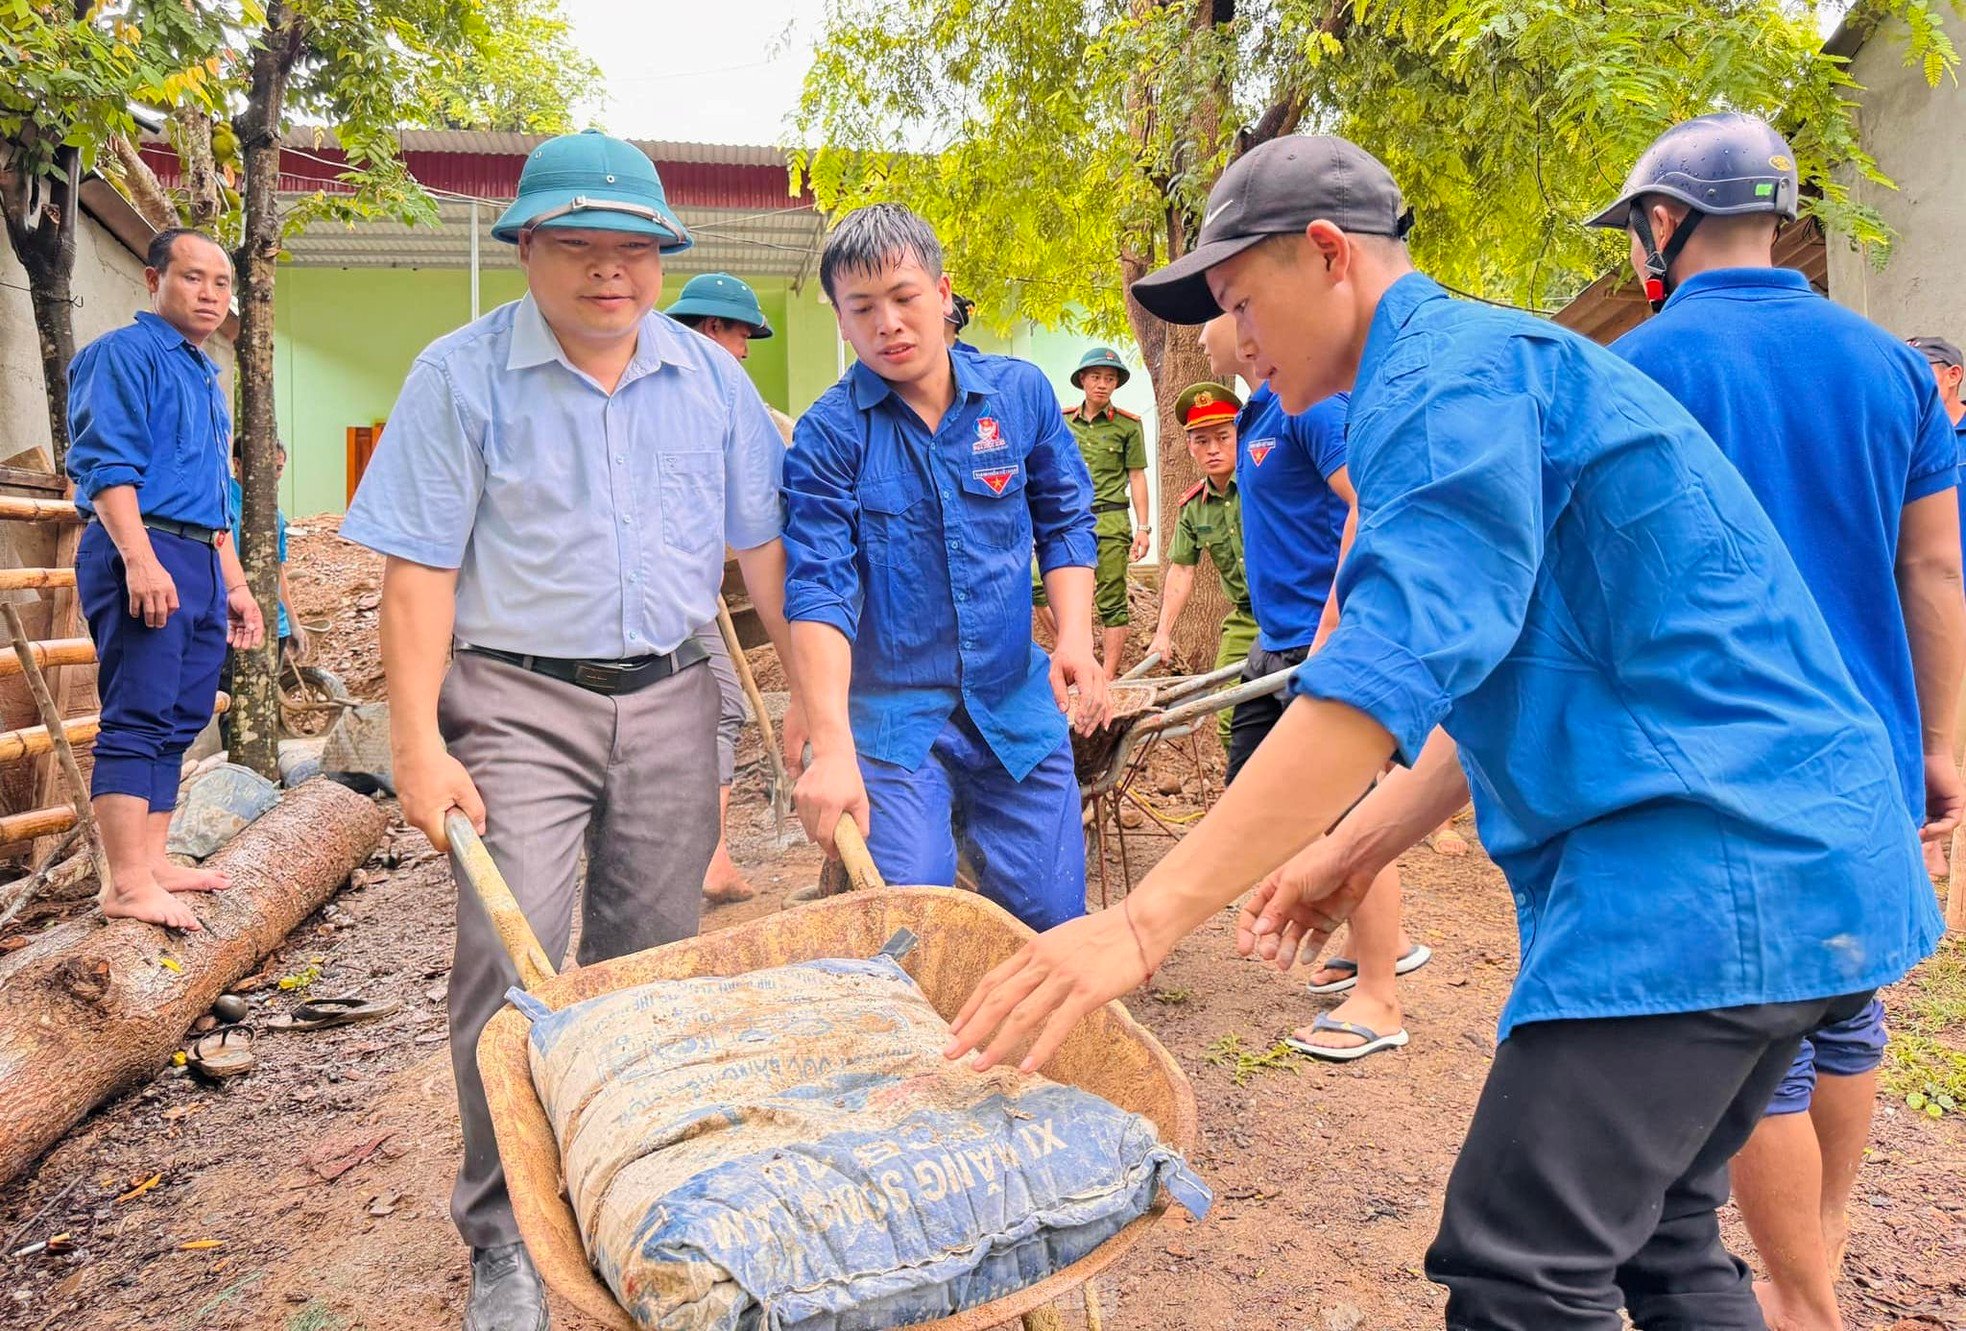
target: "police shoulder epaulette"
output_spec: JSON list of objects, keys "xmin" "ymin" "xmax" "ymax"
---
[
  {"xmin": 1062, "ymin": 404, "xmax": 1076, "ymax": 416},
  {"xmin": 1113, "ymin": 406, "xmax": 1142, "ymax": 421},
  {"xmin": 1180, "ymin": 478, "xmax": 1208, "ymax": 505}
]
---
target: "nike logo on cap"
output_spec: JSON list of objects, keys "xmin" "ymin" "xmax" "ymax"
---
[{"xmin": 1203, "ymin": 199, "xmax": 1234, "ymax": 229}]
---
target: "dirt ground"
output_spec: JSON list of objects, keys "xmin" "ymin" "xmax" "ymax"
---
[{"xmin": 2, "ymin": 540, "xmax": 1962, "ymax": 1331}]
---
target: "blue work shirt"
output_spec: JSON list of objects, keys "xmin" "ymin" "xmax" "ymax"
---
[
  {"xmin": 1614, "ymin": 267, "xmax": 1958, "ymax": 820},
  {"xmin": 1235, "ymin": 384, "xmax": 1349, "ymax": 650},
  {"xmin": 226, "ymin": 477, "xmax": 289, "ymax": 639},
  {"xmin": 1292, "ymin": 273, "xmax": 1940, "ymax": 1039},
  {"xmin": 66, "ymin": 312, "xmax": 231, "ymax": 530},
  {"xmin": 782, "ymin": 350, "xmax": 1097, "ymax": 781},
  {"xmin": 341, "ymin": 295, "xmax": 785, "ymax": 658},
  {"xmin": 1955, "ymin": 417, "xmax": 1966, "ymax": 567}
]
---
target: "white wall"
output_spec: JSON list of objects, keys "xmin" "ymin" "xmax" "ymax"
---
[{"xmin": 1826, "ymin": 7, "xmax": 1966, "ymax": 341}]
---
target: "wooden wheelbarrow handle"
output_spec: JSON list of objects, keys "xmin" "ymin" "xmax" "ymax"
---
[{"xmin": 445, "ymin": 809, "xmax": 889, "ymax": 994}]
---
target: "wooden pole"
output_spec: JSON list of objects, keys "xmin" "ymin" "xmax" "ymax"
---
[
  {"xmin": 2, "ymin": 605, "xmax": 112, "ymax": 894},
  {"xmin": 0, "ymin": 807, "xmax": 78, "ymax": 844},
  {"xmin": 2, "ymin": 601, "xmax": 111, "ymax": 892},
  {"xmin": 0, "ymin": 637, "xmax": 93, "ymax": 679},
  {"xmin": 445, "ymin": 810, "xmax": 558, "ymax": 993},
  {"xmin": 0, "ymin": 693, "xmax": 227, "ymax": 764},
  {"xmin": 0, "ymin": 568, "xmax": 76, "ymax": 591},
  {"xmin": 0, "ymin": 496, "xmax": 81, "ymax": 523},
  {"xmin": 715, "ymin": 595, "xmax": 790, "ymax": 828}
]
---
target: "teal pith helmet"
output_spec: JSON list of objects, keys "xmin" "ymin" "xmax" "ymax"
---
[
  {"xmin": 491, "ymin": 130, "xmax": 692, "ymax": 253},
  {"xmin": 665, "ymin": 272, "xmax": 773, "ymax": 338},
  {"xmin": 1071, "ymin": 345, "xmax": 1131, "ymax": 390}
]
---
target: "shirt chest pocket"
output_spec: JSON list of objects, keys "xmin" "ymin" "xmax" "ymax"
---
[
  {"xmin": 859, "ymin": 473, "xmax": 929, "ymax": 567},
  {"xmin": 958, "ymin": 460, "xmax": 1030, "ymax": 543},
  {"xmin": 659, "ymin": 451, "xmax": 723, "ymax": 555}
]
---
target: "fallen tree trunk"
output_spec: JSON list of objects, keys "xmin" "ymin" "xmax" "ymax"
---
[{"xmin": 0, "ymin": 778, "xmax": 387, "ymax": 1188}]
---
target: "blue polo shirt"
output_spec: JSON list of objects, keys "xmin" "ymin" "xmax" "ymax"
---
[
  {"xmin": 1955, "ymin": 416, "xmax": 1966, "ymax": 566},
  {"xmin": 1235, "ymin": 384, "xmax": 1349, "ymax": 651},
  {"xmin": 783, "ymin": 350, "xmax": 1097, "ymax": 781},
  {"xmin": 1615, "ymin": 269, "xmax": 1956, "ymax": 819},
  {"xmin": 1292, "ymin": 273, "xmax": 1939, "ymax": 1038},
  {"xmin": 66, "ymin": 312, "xmax": 231, "ymax": 530}
]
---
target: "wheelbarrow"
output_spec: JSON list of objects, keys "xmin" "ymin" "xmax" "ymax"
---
[
  {"xmin": 1073, "ymin": 664, "xmax": 1298, "ymax": 902},
  {"xmin": 450, "ymin": 810, "xmax": 1198, "ymax": 1331}
]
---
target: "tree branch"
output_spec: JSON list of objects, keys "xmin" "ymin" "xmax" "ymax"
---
[{"xmin": 106, "ymin": 135, "xmax": 175, "ymax": 232}]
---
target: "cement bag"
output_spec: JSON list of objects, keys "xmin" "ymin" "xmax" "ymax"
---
[{"xmin": 511, "ymin": 954, "xmax": 1209, "ymax": 1330}]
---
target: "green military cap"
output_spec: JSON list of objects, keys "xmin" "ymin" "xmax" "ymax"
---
[
  {"xmin": 1174, "ymin": 381, "xmax": 1242, "ymax": 431},
  {"xmin": 666, "ymin": 272, "xmax": 773, "ymax": 338},
  {"xmin": 491, "ymin": 130, "xmax": 692, "ymax": 253},
  {"xmin": 1070, "ymin": 345, "xmax": 1132, "ymax": 389}
]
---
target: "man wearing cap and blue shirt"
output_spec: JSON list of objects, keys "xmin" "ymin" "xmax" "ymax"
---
[
  {"xmin": 782, "ymin": 203, "xmax": 1108, "ymax": 932},
  {"xmin": 667, "ymin": 270, "xmax": 793, "ymax": 905},
  {"xmin": 943, "ymin": 135, "xmax": 1941, "ymax": 1329},
  {"xmin": 342, "ymin": 131, "xmax": 800, "ymax": 1331},
  {"xmin": 1596, "ymin": 114, "xmax": 1964, "ymax": 1331}
]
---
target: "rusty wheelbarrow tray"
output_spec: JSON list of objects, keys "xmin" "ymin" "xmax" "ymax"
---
[{"xmin": 450, "ymin": 812, "xmax": 1197, "ymax": 1331}]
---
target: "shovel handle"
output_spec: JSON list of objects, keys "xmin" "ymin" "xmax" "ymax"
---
[
  {"xmin": 445, "ymin": 810, "xmax": 558, "ymax": 992},
  {"xmin": 833, "ymin": 815, "xmax": 887, "ymax": 892},
  {"xmin": 716, "ymin": 596, "xmax": 785, "ymax": 784}
]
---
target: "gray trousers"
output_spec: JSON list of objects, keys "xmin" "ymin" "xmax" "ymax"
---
[
  {"xmin": 693, "ymin": 621, "xmax": 750, "ymax": 787},
  {"xmin": 438, "ymin": 650, "xmax": 720, "ymax": 1249}
]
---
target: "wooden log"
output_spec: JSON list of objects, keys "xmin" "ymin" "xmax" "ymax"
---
[
  {"xmin": 0, "ymin": 778, "xmax": 388, "ymax": 1188},
  {"xmin": 0, "ymin": 806, "xmax": 77, "ymax": 843},
  {"xmin": 0, "ymin": 638, "xmax": 94, "ymax": 679},
  {"xmin": 2, "ymin": 606, "xmax": 111, "ymax": 894},
  {"xmin": 0, "ymin": 496, "xmax": 81, "ymax": 523},
  {"xmin": 0, "ymin": 568, "xmax": 76, "ymax": 591},
  {"xmin": 0, "ymin": 692, "xmax": 228, "ymax": 764}
]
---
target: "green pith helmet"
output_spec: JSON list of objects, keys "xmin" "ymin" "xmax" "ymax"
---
[
  {"xmin": 491, "ymin": 130, "xmax": 692, "ymax": 253},
  {"xmin": 1071, "ymin": 345, "xmax": 1131, "ymax": 390},
  {"xmin": 666, "ymin": 272, "xmax": 772, "ymax": 337}
]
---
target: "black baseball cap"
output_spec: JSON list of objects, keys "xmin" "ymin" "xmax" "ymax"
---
[
  {"xmin": 1132, "ymin": 135, "xmax": 1413, "ymax": 325},
  {"xmin": 1909, "ymin": 336, "xmax": 1962, "ymax": 370}
]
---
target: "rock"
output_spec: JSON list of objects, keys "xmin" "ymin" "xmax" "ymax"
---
[
  {"xmin": 191, "ymin": 1015, "xmax": 217, "ymax": 1033},
  {"xmin": 211, "ymin": 994, "xmax": 249, "ymax": 1024},
  {"xmin": 1322, "ymin": 1304, "xmax": 1365, "ymax": 1331},
  {"xmin": 322, "ymin": 703, "xmax": 394, "ymax": 796},
  {"xmin": 1119, "ymin": 804, "xmax": 1145, "ymax": 829},
  {"xmin": 166, "ymin": 763, "xmax": 281, "ymax": 860},
  {"xmin": 1155, "ymin": 772, "xmax": 1184, "ymax": 796}
]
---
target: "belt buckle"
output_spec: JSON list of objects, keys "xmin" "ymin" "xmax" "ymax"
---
[{"xmin": 573, "ymin": 661, "xmax": 632, "ymax": 693}]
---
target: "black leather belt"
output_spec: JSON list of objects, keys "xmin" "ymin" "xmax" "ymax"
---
[
  {"xmin": 129, "ymin": 516, "xmax": 219, "ymax": 546},
  {"xmin": 1091, "ymin": 500, "xmax": 1130, "ymax": 515},
  {"xmin": 464, "ymin": 638, "xmax": 709, "ymax": 697}
]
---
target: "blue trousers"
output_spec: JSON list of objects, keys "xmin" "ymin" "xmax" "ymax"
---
[
  {"xmin": 79, "ymin": 523, "xmax": 226, "ymax": 809},
  {"xmin": 859, "ymin": 709, "xmax": 1086, "ymax": 931}
]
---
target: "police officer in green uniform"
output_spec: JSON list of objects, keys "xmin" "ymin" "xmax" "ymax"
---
[
  {"xmin": 1149, "ymin": 382, "xmax": 1256, "ymax": 743},
  {"xmin": 1050, "ymin": 346, "xmax": 1150, "ymax": 676}
]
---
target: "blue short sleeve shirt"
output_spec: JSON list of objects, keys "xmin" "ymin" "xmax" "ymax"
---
[
  {"xmin": 1235, "ymin": 385, "xmax": 1349, "ymax": 650},
  {"xmin": 340, "ymin": 296, "xmax": 785, "ymax": 658},
  {"xmin": 1614, "ymin": 267, "xmax": 1958, "ymax": 818},
  {"xmin": 782, "ymin": 350, "xmax": 1097, "ymax": 780},
  {"xmin": 1290, "ymin": 273, "xmax": 1941, "ymax": 1038}
]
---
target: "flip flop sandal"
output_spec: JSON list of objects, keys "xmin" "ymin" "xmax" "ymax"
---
[
  {"xmin": 1284, "ymin": 1014, "xmax": 1410, "ymax": 1063},
  {"xmin": 1305, "ymin": 943, "xmax": 1434, "ymax": 995},
  {"xmin": 188, "ymin": 1026, "xmax": 256, "ymax": 1078},
  {"xmin": 263, "ymin": 996, "xmax": 402, "ymax": 1032}
]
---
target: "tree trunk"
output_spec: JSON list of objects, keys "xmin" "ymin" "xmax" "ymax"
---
[
  {"xmin": 1, "ymin": 143, "xmax": 82, "ymax": 470},
  {"xmin": 0, "ymin": 778, "xmax": 388, "ymax": 1189},
  {"xmin": 224, "ymin": 3, "xmax": 303, "ymax": 781}
]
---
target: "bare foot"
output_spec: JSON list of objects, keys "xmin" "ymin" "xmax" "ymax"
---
[
  {"xmin": 701, "ymin": 849, "xmax": 755, "ymax": 905},
  {"xmin": 153, "ymin": 860, "xmax": 231, "ymax": 893},
  {"xmin": 1431, "ymin": 825, "xmax": 1470, "ymax": 857},
  {"xmin": 1292, "ymin": 993, "xmax": 1402, "ymax": 1051},
  {"xmin": 1306, "ymin": 931, "xmax": 1418, "ymax": 990},
  {"xmin": 100, "ymin": 876, "xmax": 203, "ymax": 931},
  {"xmin": 1923, "ymin": 836, "xmax": 1947, "ymax": 882}
]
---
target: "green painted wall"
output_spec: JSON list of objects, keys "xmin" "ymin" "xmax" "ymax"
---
[{"xmin": 272, "ymin": 266, "xmax": 837, "ymax": 516}]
